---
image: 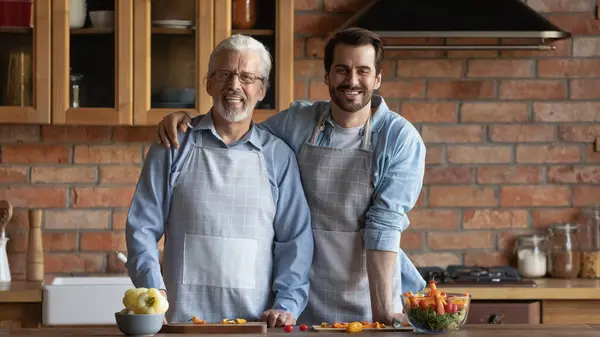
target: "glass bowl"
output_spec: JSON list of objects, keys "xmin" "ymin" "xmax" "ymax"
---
[{"xmin": 403, "ymin": 293, "xmax": 471, "ymax": 334}]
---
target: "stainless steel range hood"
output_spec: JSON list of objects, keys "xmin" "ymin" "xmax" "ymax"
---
[{"xmin": 338, "ymin": 0, "xmax": 572, "ymax": 51}]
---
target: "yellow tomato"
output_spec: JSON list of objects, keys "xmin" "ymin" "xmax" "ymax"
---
[{"xmin": 345, "ymin": 322, "xmax": 363, "ymax": 333}]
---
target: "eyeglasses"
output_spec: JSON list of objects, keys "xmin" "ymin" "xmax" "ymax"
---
[{"xmin": 213, "ymin": 70, "xmax": 264, "ymax": 84}]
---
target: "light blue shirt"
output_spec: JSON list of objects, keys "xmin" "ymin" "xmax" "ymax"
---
[
  {"xmin": 125, "ymin": 112, "xmax": 314, "ymax": 318},
  {"xmin": 259, "ymin": 95, "xmax": 427, "ymax": 294}
]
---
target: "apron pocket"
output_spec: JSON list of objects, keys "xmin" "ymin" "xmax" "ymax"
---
[
  {"xmin": 182, "ymin": 234, "xmax": 258, "ymax": 290},
  {"xmin": 312, "ymin": 229, "xmax": 366, "ymax": 280}
]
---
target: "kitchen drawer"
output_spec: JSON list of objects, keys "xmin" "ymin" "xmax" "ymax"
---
[
  {"xmin": 467, "ymin": 301, "xmax": 541, "ymax": 324},
  {"xmin": 542, "ymin": 300, "xmax": 600, "ymax": 324}
]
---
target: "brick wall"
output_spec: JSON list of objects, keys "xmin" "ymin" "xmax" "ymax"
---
[
  {"xmin": 293, "ymin": 0, "xmax": 600, "ymax": 268},
  {"xmin": 0, "ymin": 126, "xmax": 157, "ymax": 279},
  {"xmin": 0, "ymin": 0, "xmax": 599, "ymax": 279}
]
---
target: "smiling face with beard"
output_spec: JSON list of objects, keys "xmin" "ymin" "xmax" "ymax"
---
[
  {"xmin": 207, "ymin": 50, "xmax": 266, "ymax": 123},
  {"xmin": 325, "ymin": 44, "xmax": 382, "ymax": 114}
]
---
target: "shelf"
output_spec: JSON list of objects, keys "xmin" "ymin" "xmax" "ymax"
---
[
  {"xmin": 71, "ymin": 28, "xmax": 114, "ymax": 35},
  {"xmin": 148, "ymin": 28, "xmax": 273, "ymax": 36},
  {"xmin": 232, "ymin": 29, "xmax": 274, "ymax": 36},
  {"xmin": 0, "ymin": 27, "xmax": 32, "ymax": 34},
  {"xmin": 151, "ymin": 27, "xmax": 194, "ymax": 35}
]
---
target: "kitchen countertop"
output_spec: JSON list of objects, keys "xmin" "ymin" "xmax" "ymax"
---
[
  {"xmin": 0, "ymin": 325, "xmax": 599, "ymax": 336},
  {"xmin": 0, "ymin": 282, "xmax": 42, "ymax": 303},
  {"xmin": 2, "ymin": 278, "xmax": 600, "ymax": 303},
  {"xmin": 443, "ymin": 278, "xmax": 600, "ymax": 300}
]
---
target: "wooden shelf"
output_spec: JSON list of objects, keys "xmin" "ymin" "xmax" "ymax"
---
[
  {"xmin": 151, "ymin": 27, "xmax": 194, "ymax": 35},
  {"xmin": 149, "ymin": 27, "xmax": 270, "ymax": 36},
  {"xmin": 0, "ymin": 26, "xmax": 32, "ymax": 34},
  {"xmin": 70, "ymin": 27, "xmax": 114, "ymax": 35},
  {"xmin": 232, "ymin": 29, "xmax": 274, "ymax": 36}
]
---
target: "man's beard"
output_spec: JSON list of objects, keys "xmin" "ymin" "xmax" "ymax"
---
[
  {"xmin": 329, "ymin": 84, "xmax": 372, "ymax": 113},
  {"xmin": 214, "ymin": 89, "xmax": 252, "ymax": 122}
]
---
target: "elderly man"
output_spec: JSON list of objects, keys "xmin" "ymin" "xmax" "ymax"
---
[
  {"xmin": 125, "ymin": 34, "xmax": 313, "ymax": 327},
  {"xmin": 155, "ymin": 28, "xmax": 426, "ymax": 325}
]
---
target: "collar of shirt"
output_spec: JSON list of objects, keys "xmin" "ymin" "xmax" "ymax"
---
[
  {"xmin": 189, "ymin": 110, "xmax": 263, "ymax": 151},
  {"xmin": 322, "ymin": 95, "xmax": 389, "ymax": 134}
]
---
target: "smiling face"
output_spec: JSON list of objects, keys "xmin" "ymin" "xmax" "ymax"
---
[
  {"xmin": 325, "ymin": 43, "xmax": 382, "ymax": 114},
  {"xmin": 207, "ymin": 49, "xmax": 266, "ymax": 123}
]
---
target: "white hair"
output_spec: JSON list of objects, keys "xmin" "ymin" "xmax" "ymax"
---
[{"xmin": 207, "ymin": 34, "xmax": 272, "ymax": 89}]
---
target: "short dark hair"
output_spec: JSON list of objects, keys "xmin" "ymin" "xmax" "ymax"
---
[{"xmin": 323, "ymin": 27, "xmax": 384, "ymax": 75}]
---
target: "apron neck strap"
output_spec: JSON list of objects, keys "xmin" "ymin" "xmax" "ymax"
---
[
  {"xmin": 194, "ymin": 129, "xmax": 204, "ymax": 147},
  {"xmin": 309, "ymin": 108, "xmax": 373, "ymax": 150}
]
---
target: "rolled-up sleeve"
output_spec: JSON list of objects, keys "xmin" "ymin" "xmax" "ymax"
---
[
  {"xmin": 270, "ymin": 143, "xmax": 314, "ymax": 318},
  {"xmin": 364, "ymin": 128, "xmax": 426, "ymax": 252},
  {"xmin": 125, "ymin": 142, "xmax": 173, "ymax": 290}
]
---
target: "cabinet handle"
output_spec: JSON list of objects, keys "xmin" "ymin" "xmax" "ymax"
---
[{"xmin": 487, "ymin": 314, "xmax": 505, "ymax": 324}]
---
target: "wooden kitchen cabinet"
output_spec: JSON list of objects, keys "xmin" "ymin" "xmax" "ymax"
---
[
  {"xmin": 51, "ymin": 0, "xmax": 133, "ymax": 125},
  {"xmin": 0, "ymin": 1, "xmax": 51, "ymax": 124},
  {"xmin": 134, "ymin": 0, "xmax": 294, "ymax": 125},
  {"xmin": 132, "ymin": 0, "xmax": 214, "ymax": 125},
  {"xmin": 0, "ymin": 0, "xmax": 294, "ymax": 126},
  {"xmin": 210, "ymin": 0, "xmax": 294, "ymax": 122}
]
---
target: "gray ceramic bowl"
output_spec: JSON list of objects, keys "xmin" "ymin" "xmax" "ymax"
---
[{"xmin": 115, "ymin": 312, "xmax": 164, "ymax": 336}]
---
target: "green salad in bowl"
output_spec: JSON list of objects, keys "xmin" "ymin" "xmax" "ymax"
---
[{"xmin": 403, "ymin": 281, "xmax": 471, "ymax": 334}]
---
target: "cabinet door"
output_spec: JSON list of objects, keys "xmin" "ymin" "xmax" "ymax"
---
[
  {"xmin": 132, "ymin": 0, "xmax": 213, "ymax": 125},
  {"xmin": 52, "ymin": 0, "xmax": 133, "ymax": 124},
  {"xmin": 214, "ymin": 0, "xmax": 293, "ymax": 122},
  {"xmin": 0, "ymin": 1, "xmax": 51, "ymax": 124}
]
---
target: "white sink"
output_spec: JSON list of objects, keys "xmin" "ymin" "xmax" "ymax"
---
[{"xmin": 42, "ymin": 276, "xmax": 133, "ymax": 326}]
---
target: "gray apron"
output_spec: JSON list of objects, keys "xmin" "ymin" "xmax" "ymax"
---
[
  {"xmin": 297, "ymin": 110, "xmax": 403, "ymax": 324},
  {"xmin": 162, "ymin": 130, "xmax": 276, "ymax": 323}
]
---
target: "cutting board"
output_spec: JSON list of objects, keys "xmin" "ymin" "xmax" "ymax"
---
[
  {"xmin": 160, "ymin": 322, "xmax": 267, "ymax": 334},
  {"xmin": 311, "ymin": 325, "xmax": 413, "ymax": 332}
]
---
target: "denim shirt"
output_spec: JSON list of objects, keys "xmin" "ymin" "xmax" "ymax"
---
[
  {"xmin": 258, "ymin": 95, "xmax": 427, "ymax": 294},
  {"xmin": 126, "ymin": 112, "xmax": 314, "ymax": 318}
]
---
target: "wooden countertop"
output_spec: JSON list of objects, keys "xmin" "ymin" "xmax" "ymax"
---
[
  {"xmin": 444, "ymin": 278, "xmax": 600, "ymax": 300},
  {"xmin": 0, "ymin": 325, "xmax": 598, "ymax": 336},
  {"xmin": 2, "ymin": 278, "xmax": 600, "ymax": 303},
  {"xmin": 0, "ymin": 282, "xmax": 42, "ymax": 303}
]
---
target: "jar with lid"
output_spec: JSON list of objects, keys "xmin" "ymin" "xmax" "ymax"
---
[
  {"xmin": 546, "ymin": 223, "xmax": 581, "ymax": 278},
  {"xmin": 578, "ymin": 207, "xmax": 600, "ymax": 278},
  {"xmin": 69, "ymin": 71, "xmax": 85, "ymax": 108},
  {"xmin": 232, "ymin": 0, "xmax": 256, "ymax": 29},
  {"xmin": 515, "ymin": 234, "xmax": 547, "ymax": 278}
]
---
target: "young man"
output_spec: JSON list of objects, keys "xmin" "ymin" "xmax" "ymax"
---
[
  {"xmin": 155, "ymin": 28, "xmax": 426, "ymax": 325},
  {"xmin": 126, "ymin": 34, "xmax": 313, "ymax": 327}
]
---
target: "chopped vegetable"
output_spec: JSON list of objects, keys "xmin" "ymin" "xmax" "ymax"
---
[
  {"xmin": 403, "ymin": 281, "xmax": 470, "ymax": 333},
  {"xmin": 345, "ymin": 322, "xmax": 363, "ymax": 333},
  {"xmin": 406, "ymin": 306, "xmax": 466, "ymax": 332},
  {"xmin": 189, "ymin": 316, "xmax": 207, "ymax": 324},
  {"xmin": 221, "ymin": 318, "xmax": 247, "ymax": 324},
  {"xmin": 319, "ymin": 321, "xmax": 387, "ymax": 329}
]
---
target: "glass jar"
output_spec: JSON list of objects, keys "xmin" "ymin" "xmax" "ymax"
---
[
  {"xmin": 515, "ymin": 234, "xmax": 547, "ymax": 278},
  {"xmin": 578, "ymin": 207, "xmax": 600, "ymax": 278},
  {"xmin": 546, "ymin": 223, "xmax": 581, "ymax": 279},
  {"xmin": 232, "ymin": 0, "xmax": 256, "ymax": 29},
  {"xmin": 70, "ymin": 72, "xmax": 85, "ymax": 108}
]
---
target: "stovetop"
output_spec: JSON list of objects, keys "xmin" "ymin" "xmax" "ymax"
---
[{"xmin": 417, "ymin": 265, "xmax": 537, "ymax": 288}]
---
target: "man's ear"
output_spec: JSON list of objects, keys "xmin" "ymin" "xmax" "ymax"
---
[
  {"xmin": 258, "ymin": 81, "xmax": 267, "ymax": 101},
  {"xmin": 324, "ymin": 72, "xmax": 329, "ymax": 86},
  {"xmin": 374, "ymin": 72, "xmax": 382, "ymax": 91},
  {"xmin": 206, "ymin": 78, "xmax": 212, "ymax": 95}
]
